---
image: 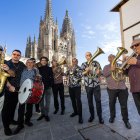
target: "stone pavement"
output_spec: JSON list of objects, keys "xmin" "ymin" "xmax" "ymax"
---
[{"xmin": 0, "ymin": 89, "xmax": 140, "ymax": 140}]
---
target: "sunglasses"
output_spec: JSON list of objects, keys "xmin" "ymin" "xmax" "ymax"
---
[
  {"xmin": 12, "ymin": 53, "xmax": 21, "ymax": 56},
  {"xmin": 134, "ymin": 44, "xmax": 140, "ymax": 47}
]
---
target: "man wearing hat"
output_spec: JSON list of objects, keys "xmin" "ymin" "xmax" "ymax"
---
[
  {"xmin": 125, "ymin": 38, "xmax": 140, "ymax": 115},
  {"xmin": 37, "ymin": 56, "xmax": 54, "ymax": 122}
]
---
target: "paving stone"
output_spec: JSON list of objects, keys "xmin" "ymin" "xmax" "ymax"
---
[
  {"xmin": 64, "ymin": 134, "xmax": 84, "ymax": 140},
  {"xmin": 79, "ymin": 125, "xmax": 127, "ymax": 140},
  {"xmin": 50, "ymin": 124, "xmax": 77, "ymax": 140},
  {"xmin": 24, "ymin": 127, "xmax": 52, "ymax": 140}
]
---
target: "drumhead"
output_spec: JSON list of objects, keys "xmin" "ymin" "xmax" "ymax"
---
[
  {"xmin": 0, "ymin": 95, "xmax": 4, "ymax": 112},
  {"xmin": 18, "ymin": 79, "xmax": 32, "ymax": 104}
]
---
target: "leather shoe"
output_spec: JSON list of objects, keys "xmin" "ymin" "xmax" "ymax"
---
[
  {"xmin": 4, "ymin": 128, "xmax": 12, "ymax": 136},
  {"xmin": 70, "ymin": 112, "xmax": 78, "ymax": 117},
  {"xmin": 124, "ymin": 121, "xmax": 131, "ymax": 129},
  {"xmin": 79, "ymin": 117, "xmax": 83, "ymax": 124},
  {"xmin": 88, "ymin": 116, "xmax": 94, "ymax": 122},
  {"xmin": 109, "ymin": 117, "xmax": 115, "ymax": 123},
  {"xmin": 99, "ymin": 118, "xmax": 104, "ymax": 124},
  {"xmin": 13, "ymin": 125, "xmax": 24, "ymax": 135},
  {"xmin": 37, "ymin": 114, "xmax": 45, "ymax": 121},
  {"xmin": 53, "ymin": 109, "xmax": 59, "ymax": 114},
  {"xmin": 45, "ymin": 116, "xmax": 50, "ymax": 122},
  {"xmin": 25, "ymin": 121, "xmax": 33, "ymax": 127},
  {"xmin": 61, "ymin": 110, "xmax": 65, "ymax": 115}
]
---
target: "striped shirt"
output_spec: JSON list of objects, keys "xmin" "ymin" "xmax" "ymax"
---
[
  {"xmin": 20, "ymin": 68, "xmax": 39, "ymax": 86},
  {"xmin": 81, "ymin": 61, "xmax": 101, "ymax": 87}
]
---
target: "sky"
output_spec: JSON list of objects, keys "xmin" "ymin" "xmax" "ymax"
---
[{"xmin": 0, "ymin": 0, "xmax": 121, "ymax": 68}]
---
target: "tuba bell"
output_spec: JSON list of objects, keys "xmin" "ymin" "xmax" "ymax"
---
[
  {"xmin": 87, "ymin": 47, "xmax": 104, "ymax": 78},
  {"xmin": 54, "ymin": 57, "xmax": 67, "ymax": 80},
  {"xmin": 111, "ymin": 47, "xmax": 128, "ymax": 81},
  {"xmin": 0, "ymin": 47, "xmax": 10, "ymax": 93}
]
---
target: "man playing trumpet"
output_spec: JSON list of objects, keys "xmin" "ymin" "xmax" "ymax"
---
[{"xmin": 125, "ymin": 39, "xmax": 140, "ymax": 116}]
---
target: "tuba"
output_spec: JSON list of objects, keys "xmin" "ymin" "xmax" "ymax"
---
[
  {"xmin": 87, "ymin": 47, "xmax": 104, "ymax": 78},
  {"xmin": 54, "ymin": 57, "xmax": 67, "ymax": 80},
  {"xmin": 111, "ymin": 47, "xmax": 128, "ymax": 81},
  {"xmin": 0, "ymin": 48, "xmax": 10, "ymax": 93}
]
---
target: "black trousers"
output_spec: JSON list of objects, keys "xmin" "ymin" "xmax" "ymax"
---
[
  {"xmin": 69, "ymin": 86, "xmax": 82, "ymax": 118},
  {"xmin": 132, "ymin": 92, "xmax": 140, "ymax": 115},
  {"xmin": 107, "ymin": 88, "xmax": 129, "ymax": 122},
  {"xmin": 35, "ymin": 103, "xmax": 40, "ymax": 111},
  {"xmin": 85, "ymin": 85, "xmax": 102, "ymax": 119},
  {"xmin": 52, "ymin": 83, "xmax": 65, "ymax": 111},
  {"xmin": 2, "ymin": 89, "xmax": 18, "ymax": 129},
  {"xmin": 17, "ymin": 103, "xmax": 33, "ymax": 126}
]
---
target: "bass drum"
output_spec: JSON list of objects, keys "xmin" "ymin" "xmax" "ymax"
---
[
  {"xmin": 18, "ymin": 79, "xmax": 32, "ymax": 104},
  {"xmin": 18, "ymin": 78, "xmax": 44, "ymax": 104},
  {"xmin": 27, "ymin": 80, "xmax": 44, "ymax": 104}
]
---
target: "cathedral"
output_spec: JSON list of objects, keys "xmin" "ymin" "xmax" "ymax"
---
[{"xmin": 25, "ymin": 0, "xmax": 76, "ymax": 65}]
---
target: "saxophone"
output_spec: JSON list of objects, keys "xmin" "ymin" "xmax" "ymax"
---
[{"xmin": 0, "ymin": 48, "xmax": 10, "ymax": 93}]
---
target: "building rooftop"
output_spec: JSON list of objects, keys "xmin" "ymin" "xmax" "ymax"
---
[{"xmin": 111, "ymin": 0, "xmax": 129, "ymax": 12}]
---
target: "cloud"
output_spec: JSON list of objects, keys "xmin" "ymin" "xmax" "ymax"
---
[
  {"xmin": 96, "ymin": 21, "xmax": 119, "ymax": 33},
  {"xmin": 80, "ymin": 24, "xmax": 95, "ymax": 39},
  {"xmin": 101, "ymin": 40, "xmax": 121, "ymax": 54},
  {"xmin": 95, "ymin": 21, "xmax": 121, "ymax": 55}
]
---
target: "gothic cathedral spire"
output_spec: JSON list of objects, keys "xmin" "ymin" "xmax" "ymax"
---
[
  {"xmin": 44, "ymin": 0, "xmax": 53, "ymax": 22},
  {"xmin": 60, "ymin": 10, "xmax": 72, "ymax": 39}
]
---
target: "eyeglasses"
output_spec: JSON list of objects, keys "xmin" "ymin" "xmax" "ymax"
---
[
  {"xmin": 12, "ymin": 53, "xmax": 21, "ymax": 56},
  {"xmin": 134, "ymin": 44, "xmax": 140, "ymax": 47}
]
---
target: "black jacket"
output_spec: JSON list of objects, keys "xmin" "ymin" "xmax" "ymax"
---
[{"xmin": 38, "ymin": 65, "xmax": 54, "ymax": 89}]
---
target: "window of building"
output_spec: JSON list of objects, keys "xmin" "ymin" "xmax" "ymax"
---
[{"xmin": 133, "ymin": 34, "xmax": 140, "ymax": 40}]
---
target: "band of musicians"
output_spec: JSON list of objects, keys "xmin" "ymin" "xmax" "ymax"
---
[{"xmin": 0, "ymin": 38, "xmax": 140, "ymax": 136}]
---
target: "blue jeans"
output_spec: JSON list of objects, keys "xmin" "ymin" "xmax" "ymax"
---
[{"xmin": 40, "ymin": 87, "xmax": 52, "ymax": 116}]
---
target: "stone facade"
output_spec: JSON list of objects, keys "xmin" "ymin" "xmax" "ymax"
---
[{"xmin": 25, "ymin": 0, "xmax": 76, "ymax": 65}]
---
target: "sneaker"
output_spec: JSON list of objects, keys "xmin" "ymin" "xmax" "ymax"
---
[
  {"xmin": 70, "ymin": 112, "xmax": 78, "ymax": 117},
  {"xmin": 37, "ymin": 114, "xmax": 45, "ymax": 121},
  {"xmin": 13, "ymin": 125, "xmax": 24, "ymax": 135},
  {"xmin": 4, "ymin": 128, "xmax": 12, "ymax": 136},
  {"xmin": 25, "ymin": 121, "xmax": 33, "ymax": 127},
  {"xmin": 45, "ymin": 116, "xmax": 50, "ymax": 122},
  {"xmin": 36, "ymin": 109, "xmax": 41, "ymax": 114}
]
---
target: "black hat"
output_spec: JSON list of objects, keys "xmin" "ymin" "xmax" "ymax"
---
[{"xmin": 0, "ymin": 45, "xmax": 3, "ymax": 51}]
